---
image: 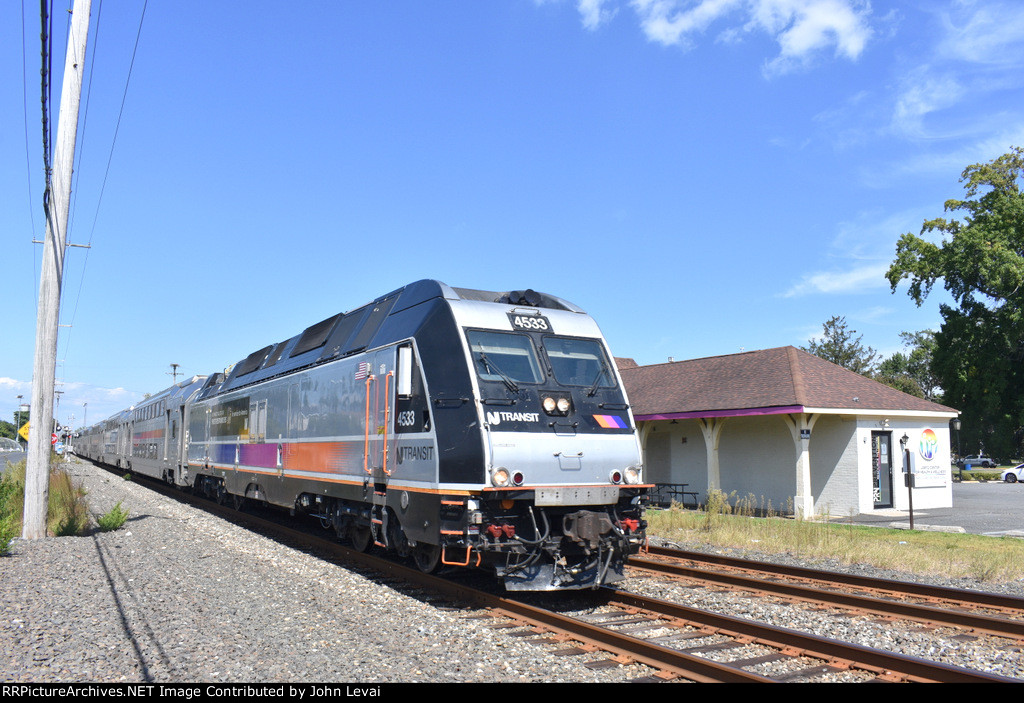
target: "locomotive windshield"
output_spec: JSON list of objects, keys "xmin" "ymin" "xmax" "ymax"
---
[
  {"xmin": 466, "ymin": 330, "xmax": 544, "ymax": 385},
  {"xmin": 466, "ymin": 329, "xmax": 618, "ymax": 393},
  {"xmin": 544, "ymin": 336, "xmax": 616, "ymax": 390}
]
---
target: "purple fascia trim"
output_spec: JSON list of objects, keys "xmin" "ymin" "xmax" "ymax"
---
[{"xmin": 635, "ymin": 406, "xmax": 805, "ymax": 422}]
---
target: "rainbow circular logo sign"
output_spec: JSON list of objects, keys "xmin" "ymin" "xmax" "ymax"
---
[{"xmin": 919, "ymin": 429, "xmax": 938, "ymax": 460}]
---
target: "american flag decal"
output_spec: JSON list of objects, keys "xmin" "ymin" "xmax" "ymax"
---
[{"xmin": 355, "ymin": 362, "xmax": 371, "ymax": 380}]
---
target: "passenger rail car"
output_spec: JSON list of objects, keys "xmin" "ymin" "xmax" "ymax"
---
[{"xmin": 78, "ymin": 281, "xmax": 648, "ymax": 590}]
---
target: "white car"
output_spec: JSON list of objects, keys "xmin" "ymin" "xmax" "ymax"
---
[
  {"xmin": 0, "ymin": 437, "xmax": 22, "ymax": 452},
  {"xmin": 1001, "ymin": 463, "xmax": 1024, "ymax": 483},
  {"xmin": 959, "ymin": 455, "xmax": 999, "ymax": 468}
]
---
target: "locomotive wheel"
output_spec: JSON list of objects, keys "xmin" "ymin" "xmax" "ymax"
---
[
  {"xmin": 413, "ymin": 543, "xmax": 441, "ymax": 573},
  {"xmin": 232, "ymin": 494, "xmax": 246, "ymax": 511},
  {"xmin": 350, "ymin": 525, "xmax": 373, "ymax": 553}
]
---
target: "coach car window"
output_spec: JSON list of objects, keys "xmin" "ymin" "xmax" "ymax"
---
[
  {"xmin": 544, "ymin": 336, "xmax": 616, "ymax": 389},
  {"xmin": 466, "ymin": 330, "xmax": 543, "ymax": 385}
]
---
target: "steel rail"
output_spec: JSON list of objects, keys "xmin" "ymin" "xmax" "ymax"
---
[
  {"xmin": 103, "ymin": 467, "xmax": 1019, "ymax": 683},
  {"xmin": 631, "ymin": 548, "xmax": 1024, "ymax": 641},
  {"xmin": 199, "ymin": 497, "xmax": 1017, "ymax": 683},
  {"xmin": 646, "ymin": 545, "xmax": 1024, "ymax": 612},
  {"xmin": 188, "ymin": 497, "xmax": 771, "ymax": 681},
  {"xmin": 603, "ymin": 589, "xmax": 1017, "ymax": 683}
]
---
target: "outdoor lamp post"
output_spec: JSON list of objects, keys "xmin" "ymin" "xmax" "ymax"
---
[
  {"xmin": 952, "ymin": 418, "xmax": 962, "ymax": 481},
  {"xmin": 900, "ymin": 433, "xmax": 914, "ymax": 530},
  {"xmin": 15, "ymin": 395, "xmax": 23, "ymax": 447}
]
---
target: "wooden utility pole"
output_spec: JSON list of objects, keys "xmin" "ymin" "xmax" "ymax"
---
[{"xmin": 24, "ymin": 0, "xmax": 92, "ymax": 540}]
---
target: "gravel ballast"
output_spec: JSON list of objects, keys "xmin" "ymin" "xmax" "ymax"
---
[{"xmin": 3, "ymin": 459, "xmax": 1022, "ymax": 683}]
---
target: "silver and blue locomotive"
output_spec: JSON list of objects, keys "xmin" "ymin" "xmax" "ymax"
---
[{"xmin": 78, "ymin": 281, "xmax": 648, "ymax": 590}]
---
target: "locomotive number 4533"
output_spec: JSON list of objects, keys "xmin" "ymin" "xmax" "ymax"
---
[{"xmin": 508, "ymin": 313, "xmax": 552, "ymax": 332}]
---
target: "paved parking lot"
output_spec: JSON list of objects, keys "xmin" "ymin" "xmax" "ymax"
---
[{"xmin": 842, "ymin": 480, "xmax": 1024, "ymax": 537}]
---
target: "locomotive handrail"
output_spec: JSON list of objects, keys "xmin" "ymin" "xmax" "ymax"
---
[
  {"xmin": 382, "ymin": 371, "xmax": 393, "ymax": 476},
  {"xmin": 363, "ymin": 374, "xmax": 375, "ymax": 474}
]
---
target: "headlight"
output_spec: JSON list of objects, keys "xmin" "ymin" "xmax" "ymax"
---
[
  {"xmin": 542, "ymin": 395, "xmax": 571, "ymax": 416},
  {"xmin": 624, "ymin": 466, "xmax": 641, "ymax": 485},
  {"xmin": 491, "ymin": 467, "xmax": 510, "ymax": 487}
]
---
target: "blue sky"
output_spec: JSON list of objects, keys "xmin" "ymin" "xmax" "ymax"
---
[{"xmin": 3, "ymin": 0, "xmax": 1024, "ymax": 429}]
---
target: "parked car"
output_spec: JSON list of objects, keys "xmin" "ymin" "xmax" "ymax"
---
[
  {"xmin": 1000, "ymin": 463, "xmax": 1024, "ymax": 483},
  {"xmin": 0, "ymin": 437, "xmax": 26, "ymax": 470},
  {"xmin": 958, "ymin": 455, "xmax": 999, "ymax": 468}
]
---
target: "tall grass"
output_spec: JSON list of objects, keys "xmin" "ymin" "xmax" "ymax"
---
[
  {"xmin": 0, "ymin": 460, "xmax": 92, "ymax": 549},
  {"xmin": 0, "ymin": 463, "xmax": 22, "ymax": 554},
  {"xmin": 47, "ymin": 468, "xmax": 90, "ymax": 536},
  {"xmin": 647, "ymin": 489, "xmax": 1024, "ymax": 583}
]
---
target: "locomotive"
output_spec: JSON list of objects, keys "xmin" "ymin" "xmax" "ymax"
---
[{"xmin": 77, "ymin": 280, "xmax": 648, "ymax": 590}]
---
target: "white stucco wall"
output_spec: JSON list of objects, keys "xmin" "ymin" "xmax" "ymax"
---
[
  {"xmin": 855, "ymin": 418, "xmax": 953, "ymax": 512},
  {"xmin": 639, "ymin": 412, "xmax": 954, "ymax": 517},
  {"xmin": 642, "ymin": 420, "xmax": 707, "ymax": 493},
  {"xmin": 716, "ymin": 415, "xmax": 796, "ymax": 513},
  {"xmin": 808, "ymin": 415, "xmax": 860, "ymax": 518},
  {"xmin": 641, "ymin": 416, "xmax": 803, "ymax": 513}
]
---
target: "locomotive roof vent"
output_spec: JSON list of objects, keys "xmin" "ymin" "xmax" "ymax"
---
[{"xmin": 506, "ymin": 289, "xmax": 543, "ymax": 307}]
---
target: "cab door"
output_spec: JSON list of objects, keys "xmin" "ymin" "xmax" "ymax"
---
[{"xmin": 362, "ymin": 349, "xmax": 395, "ymax": 483}]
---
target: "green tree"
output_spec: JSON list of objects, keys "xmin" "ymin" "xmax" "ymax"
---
[
  {"xmin": 887, "ymin": 147, "xmax": 1024, "ymax": 460},
  {"xmin": 801, "ymin": 315, "xmax": 878, "ymax": 376},
  {"xmin": 1, "ymin": 411, "xmax": 30, "ymax": 443},
  {"xmin": 876, "ymin": 330, "xmax": 942, "ymax": 401},
  {"xmin": 876, "ymin": 352, "xmax": 925, "ymax": 398}
]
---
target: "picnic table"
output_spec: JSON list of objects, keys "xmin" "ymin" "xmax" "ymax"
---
[{"xmin": 650, "ymin": 483, "xmax": 699, "ymax": 509}]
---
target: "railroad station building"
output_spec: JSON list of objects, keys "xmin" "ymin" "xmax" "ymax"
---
[{"xmin": 618, "ymin": 347, "xmax": 959, "ymax": 518}]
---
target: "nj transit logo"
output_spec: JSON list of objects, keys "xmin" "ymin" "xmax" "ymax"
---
[{"xmin": 919, "ymin": 429, "xmax": 938, "ymax": 460}]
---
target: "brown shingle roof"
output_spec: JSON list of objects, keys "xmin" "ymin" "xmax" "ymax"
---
[
  {"xmin": 620, "ymin": 346, "xmax": 956, "ymax": 419},
  {"xmin": 614, "ymin": 357, "xmax": 638, "ymax": 370}
]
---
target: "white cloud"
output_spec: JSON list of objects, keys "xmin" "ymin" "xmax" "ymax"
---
[
  {"xmin": 851, "ymin": 305, "xmax": 895, "ymax": 323},
  {"xmin": 577, "ymin": 0, "xmax": 618, "ymax": 30},
  {"xmin": 0, "ymin": 377, "xmax": 30, "ymax": 393},
  {"xmin": 890, "ymin": 68, "xmax": 965, "ymax": 138},
  {"xmin": 750, "ymin": 0, "xmax": 874, "ymax": 75},
  {"xmin": 586, "ymin": 0, "xmax": 878, "ymax": 74},
  {"xmin": 864, "ymin": 126, "xmax": 1024, "ymax": 187},
  {"xmin": 782, "ymin": 261, "xmax": 890, "ymax": 298},
  {"xmin": 782, "ymin": 207, "xmax": 938, "ymax": 299},
  {"xmin": 879, "ymin": 2, "xmax": 1024, "ymax": 145},
  {"xmin": 936, "ymin": 1, "xmax": 1024, "ymax": 66},
  {"xmin": 0, "ymin": 377, "xmax": 142, "ymax": 429},
  {"xmin": 629, "ymin": 0, "xmax": 743, "ymax": 48}
]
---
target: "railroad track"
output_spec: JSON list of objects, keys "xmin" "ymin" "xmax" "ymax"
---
[
  {"xmin": 629, "ymin": 545, "xmax": 1024, "ymax": 642},
  {"xmin": 209, "ymin": 509, "xmax": 1016, "ymax": 682},
  {"xmin": 120, "ymin": 469, "xmax": 1018, "ymax": 683}
]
